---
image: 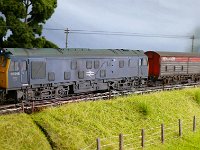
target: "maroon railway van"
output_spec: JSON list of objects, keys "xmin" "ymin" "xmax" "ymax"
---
[{"xmin": 145, "ymin": 51, "xmax": 200, "ymax": 83}]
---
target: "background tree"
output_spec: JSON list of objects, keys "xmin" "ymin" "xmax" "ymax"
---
[
  {"xmin": 0, "ymin": 0, "xmax": 58, "ymax": 48},
  {"xmin": 0, "ymin": 17, "xmax": 7, "ymax": 46}
]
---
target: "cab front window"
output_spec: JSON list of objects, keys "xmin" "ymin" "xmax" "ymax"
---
[{"xmin": 0, "ymin": 56, "xmax": 7, "ymax": 67}]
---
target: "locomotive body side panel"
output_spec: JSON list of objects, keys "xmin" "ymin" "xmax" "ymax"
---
[
  {"xmin": 27, "ymin": 55, "xmax": 147, "ymax": 86},
  {"xmin": 29, "ymin": 58, "xmax": 47, "ymax": 85}
]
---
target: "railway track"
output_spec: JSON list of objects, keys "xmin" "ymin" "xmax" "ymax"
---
[{"xmin": 0, "ymin": 82, "xmax": 200, "ymax": 115}]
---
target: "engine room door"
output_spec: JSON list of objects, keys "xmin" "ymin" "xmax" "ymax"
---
[{"xmin": 20, "ymin": 60, "xmax": 28, "ymax": 84}]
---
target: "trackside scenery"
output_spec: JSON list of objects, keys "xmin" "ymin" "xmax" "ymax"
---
[
  {"xmin": 1, "ymin": 1, "xmax": 200, "ymax": 149},
  {"xmin": 1, "ymin": 88, "xmax": 200, "ymax": 149}
]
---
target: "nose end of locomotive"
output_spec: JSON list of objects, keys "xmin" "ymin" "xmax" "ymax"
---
[{"xmin": 0, "ymin": 52, "xmax": 10, "ymax": 89}]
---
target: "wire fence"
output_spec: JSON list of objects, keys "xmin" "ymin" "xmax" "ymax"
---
[{"xmin": 81, "ymin": 116, "xmax": 199, "ymax": 150}]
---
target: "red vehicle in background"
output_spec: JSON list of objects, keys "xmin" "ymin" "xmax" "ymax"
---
[{"xmin": 145, "ymin": 51, "xmax": 200, "ymax": 84}]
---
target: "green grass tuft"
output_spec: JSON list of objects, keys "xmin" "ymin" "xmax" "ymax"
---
[
  {"xmin": 194, "ymin": 91, "xmax": 200, "ymax": 104},
  {"xmin": 137, "ymin": 101, "xmax": 152, "ymax": 116}
]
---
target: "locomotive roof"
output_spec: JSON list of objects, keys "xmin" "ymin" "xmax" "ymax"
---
[
  {"xmin": 3, "ymin": 48, "xmax": 146, "ymax": 57},
  {"xmin": 147, "ymin": 51, "xmax": 200, "ymax": 57}
]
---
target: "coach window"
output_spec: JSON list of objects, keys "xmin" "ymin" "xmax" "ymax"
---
[
  {"xmin": 86, "ymin": 60, "xmax": 92, "ymax": 69},
  {"xmin": 21, "ymin": 61, "xmax": 27, "ymax": 71},
  {"xmin": 181, "ymin": 66, "xmax": 184, "ymax": 71},
  {"xmin": 165, "ymin": 66, "xmax": 168, "ymax": 72},
  {"xmin": 174, "ymin": 66, "xmax": 176, "ymax": 71}
]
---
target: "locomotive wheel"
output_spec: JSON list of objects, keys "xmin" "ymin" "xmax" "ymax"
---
[{"xmin": 55, "ymin": 86, "xmax": 65, "ymax": 98}]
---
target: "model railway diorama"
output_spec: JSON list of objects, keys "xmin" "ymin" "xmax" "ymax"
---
[{"xmin": 0, "ymin": 48, "xmax": 200, "ymax": 103}]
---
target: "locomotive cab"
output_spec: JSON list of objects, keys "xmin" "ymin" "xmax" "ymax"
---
[{"xmin": 8, "ymin": 58, "xmax": 28, "ymax": 89}]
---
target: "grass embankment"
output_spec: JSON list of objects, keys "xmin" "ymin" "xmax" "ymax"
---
[
  {"xmin": 32, "ymin": 88, "xmax": 200, "ymax": 149},
  {"xmin": 1, "ymin": 88, "xmax": 200, "ymax": 150},
  {"xmin": 0, "ymin": 114, "xmax": 51, "ymax": 150}
]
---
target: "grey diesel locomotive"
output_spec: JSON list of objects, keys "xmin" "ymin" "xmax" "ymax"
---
[{"xmin": 0, "ymin": 48, "xmax": 148, "ymax": 101}]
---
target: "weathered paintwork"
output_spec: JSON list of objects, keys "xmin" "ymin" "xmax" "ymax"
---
[{"xmin": 0, "ymin": 48, "xmax": 148, "ymax": 99}]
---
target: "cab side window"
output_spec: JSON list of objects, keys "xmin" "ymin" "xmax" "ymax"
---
[{"xmin": 9, "ymin": 61, "xmax": 19, "ymax": 71}]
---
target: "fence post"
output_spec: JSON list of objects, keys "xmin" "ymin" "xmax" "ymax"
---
[
  {"xmin": 109, "ymin": 88, "xmax": 111, "ymax": 99},
  {"xmin": 97, "ymin": 138, "xmax": 100, "ymax": 150},
  {"xmin": 119, "ymin": 133, "xmax": 123, "ymax": 150},
  {"xmin": 179, "ymin": 119, "xmax": 182, "ymax": 137},
  {"xmin": 21, "ymin": 101, "xmax": 24, "ymax": 113},
  {"xmin": 141, "ymin": 129, "xmax": 145, "ymax": 148},
  {"xmin": 161, "ymin": 124, "xmax": 164, "ymax": 144},
  {"xmin": 193, "ymin": 116, "xmax": 196, "ymax": 132},
  {"xmin": 31, "ymin": 101, "xmax": 35, "ymax": 113}
]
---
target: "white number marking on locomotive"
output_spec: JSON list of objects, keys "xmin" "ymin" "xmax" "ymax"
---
[{"xmin": 10, "ymin": 72, "xmax": 20, "ymax": 76}]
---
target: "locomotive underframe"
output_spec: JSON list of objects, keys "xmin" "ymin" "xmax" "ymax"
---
[
  {"xmin": 1, "ymin": 73, "xmax": 199, "ymax": 102},
  {"xmin": 0, "ymin": 77, "xmax": 147, "ymax": 102}
]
